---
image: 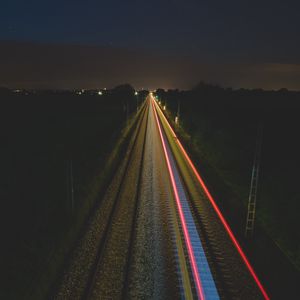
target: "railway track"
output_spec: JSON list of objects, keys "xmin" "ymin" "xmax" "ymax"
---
[
  {"xmin": 152, "ymin": 98, "xmax": 219, "ymax": 300},
  {"xmin": 55, "ymin": 94, "xmax": 270, "ymax": 300},
  {"xmin": 121, "ymin": 103, "xmax": 149, "ymax": 300},
  {"xmin": 82, "ymin": 100, "xmax": 149, "ymax": 299}
]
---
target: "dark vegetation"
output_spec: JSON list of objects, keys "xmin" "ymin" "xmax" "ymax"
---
[
  {"xmin": 0, "ymin": 85, "xmax": 146, "ymax": 299},
  {"xmin": 155, "ymin": 83, "xmax": 300, "ymax": 271}
]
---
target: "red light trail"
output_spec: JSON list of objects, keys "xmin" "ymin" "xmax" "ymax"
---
[
  {"xmin": 153, "ymin": 97, "xmax": 270, "ymax": 300},
  {"xmin": 151, "ymin": 97, "xmax": 205, "ymax": 300}
]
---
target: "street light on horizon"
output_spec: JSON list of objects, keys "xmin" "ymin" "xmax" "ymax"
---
[{"xmin": 135, "ymin": 91, "xmax": 139, "ymax": 113}]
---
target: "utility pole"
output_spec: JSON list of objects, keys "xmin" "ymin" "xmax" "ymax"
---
[
  {"xmin": 125, "ymin": 100, "xmax": 129, "ymax": 124},
  {"xmin": 175, "ymin": 99, "xmax": 180, "ymax": 124},
  {"xmin": 127, "ymin": 101, "xmax": 129, "ymax": 122},
  {"xmin": 70, "ymin": 159, "xmax": 74, "ymax": 214},
  {"xmin": 135, "ymin": 91, "xmax": 139, "ymax": 113},
  {"xmin": 245, "ymin": 123, "xmax": 263, "ymax": 238},
  {"xmin": 66, "ymin": 160, "xmax": 70, "ymax": 212}
]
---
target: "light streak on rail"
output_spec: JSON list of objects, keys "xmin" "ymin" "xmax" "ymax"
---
[
  {"xmin": 153, "ymin": 96, "xmax": 270, "ymax": 300},
  {"xmin": 151, "ymin": 97, "xmax": 205, "ymax": 300}
]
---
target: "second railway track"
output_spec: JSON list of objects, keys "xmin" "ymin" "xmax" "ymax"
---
[{"xmin": 82, "ymin": 100, "xmax": 149, "ymax": 299}]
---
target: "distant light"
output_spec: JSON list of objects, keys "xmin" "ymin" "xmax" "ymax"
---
[
  {"xmin": 163, "ymin": 105, "xmax": 166, "ymax": 110},
  {"xmin": 98, "ymin": 91, "xmax": 103, "ymax": 95},
  {"xmin": 175, "ymin": 116, "xmax": 179, "ymax": 124},
  {"xmin": 149, "ymin": 92, "xmax": 153, "ymax": 96},
  {"xmin": 104, "ymin": 88, "xmax": 107, "ymax": 90},
  {"xmin": 135, "ymin": 91, "xmax": 138, "ymax": 96},
  {"xmin": 81, "ymin": 89, "xmax": 85, "ymax": 93},
  {"xmin": 78, "ymin": 92, "xmax": 82, "ymax": 95}
]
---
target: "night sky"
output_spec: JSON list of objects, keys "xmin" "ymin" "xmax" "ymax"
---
[{"xmin": 1, "ymin": 0, "xmax": 300, "ymax": 89}]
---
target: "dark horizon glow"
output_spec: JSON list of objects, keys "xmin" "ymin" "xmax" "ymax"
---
[{"xmin": 1, "ymin": 40, "xmax": 300, "ymax": 90}]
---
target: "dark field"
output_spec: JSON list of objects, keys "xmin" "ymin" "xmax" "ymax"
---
[{"xmin": 0, "ymin": 86, "xmax": 144, "ymax": 299}]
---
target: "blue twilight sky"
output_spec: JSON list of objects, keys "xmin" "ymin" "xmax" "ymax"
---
[
  {"xmin": 1, "ymin": 0, "xmax": 300, "ymax": 89},
  {"xmin": 1, "ymin": 0, "xmax": 299, "ymax": 62}
]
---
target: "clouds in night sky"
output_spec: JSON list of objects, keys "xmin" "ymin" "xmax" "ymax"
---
[{"xmin": 0, "ymin": 1, "xmax": 299, "ymax": 89}]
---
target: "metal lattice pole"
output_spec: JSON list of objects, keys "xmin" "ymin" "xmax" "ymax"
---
[{"xmin": 245, "ymin": 123, "xmax": 263, "ymax": 238}]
